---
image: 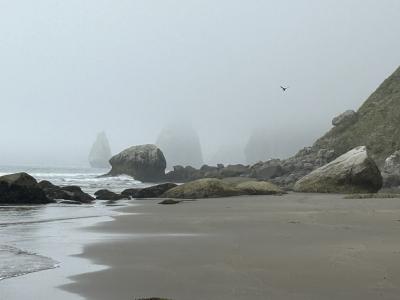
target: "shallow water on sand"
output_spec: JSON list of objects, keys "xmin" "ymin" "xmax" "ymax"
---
[{"xmin": 0, "ymin": 165, "xmax": 148, "ymax": 299}]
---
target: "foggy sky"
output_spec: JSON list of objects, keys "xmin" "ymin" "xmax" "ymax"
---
[{"xmin": 1, "ymin": 0, "xmax": 399, "ymax": 166}]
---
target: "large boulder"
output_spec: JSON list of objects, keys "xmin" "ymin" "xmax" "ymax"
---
[
  {"xmin": 0, "ymin": 173, "xmax": 53, "ymax": 204},
  {"xmin": 88, "ymin": 132, "xmax": 112, "ymax": 168},
  {"xmin": 162, "ymin": 178, "xmax": 284, "ymax": 199},
  {"xmin": 107, "ymin": 144, "xmax": 166, "ymax": 182},
  {"xmin": 382, "ymin": 151, "xmax": 400, "ymax": 188},
  {"xmin": 293, "ymin": 146, "xmax": 382, "ymax": 193},
  {"xmin": 332, "ymin": 110, "xmax": 358, "ymax": 126}
]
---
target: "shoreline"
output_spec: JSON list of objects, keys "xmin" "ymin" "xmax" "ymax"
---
[
  {"xmin": 0, "ymin": 202, "xmax": 135, "ymax": 300},
  {"xmin": 62, "ymin": 193, "xmax": 400, "ymax": 300}
]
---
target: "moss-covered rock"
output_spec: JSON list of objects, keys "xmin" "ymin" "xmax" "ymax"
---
[
  {"xmin": 235, "ymin": 181, "xmax": 285, "ymax": 195},
  {"xmin": 162, "ymin": 178, "xmax": 240, "ymax": 199},
  {"xmin": 162, "ymin": 178, "xmax": 284, "ymax": 199}
]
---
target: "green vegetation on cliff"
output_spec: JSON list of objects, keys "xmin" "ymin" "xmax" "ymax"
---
[{"xmin": 313, "ymin": 66, "xmax": 400, "ymax": 166}]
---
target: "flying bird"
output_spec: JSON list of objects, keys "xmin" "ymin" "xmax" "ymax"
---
[{"xmin": 280, "ymin": 86, "xmax": 289, "ymax": 92}]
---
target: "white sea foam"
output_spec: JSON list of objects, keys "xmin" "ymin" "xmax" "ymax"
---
[
  {"xmin": 0, "ymin": 165, "xmax": 150, "ymax": 194},
  {"xmin": 0, "ymin": 245, "xmax": 59, "ymax": 281}
]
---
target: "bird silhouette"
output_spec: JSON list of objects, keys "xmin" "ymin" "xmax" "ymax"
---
[{"xmin": 280, "ymin": 86, "xmax": 289, "ymax": 92}]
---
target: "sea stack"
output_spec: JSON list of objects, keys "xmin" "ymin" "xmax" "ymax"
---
[
  {"xmin": 107, "ymin": 144, "xmax": 166, "ymax": 182},
  {"xmin": 88, "ymin": 132, "xmax": 112, "ymax": 168},
  {"xmin": 156, "ymin": 122, "xmax": 203, "ymax": 169}
]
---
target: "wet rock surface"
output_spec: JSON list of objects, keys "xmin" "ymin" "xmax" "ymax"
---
[
  {"xmin": 39, "ymin": 181, "xmax": 94, "ymax": 203},
  {"xmin": 0, "ymin": 173, "xmax": 53, "ymax": 204}
]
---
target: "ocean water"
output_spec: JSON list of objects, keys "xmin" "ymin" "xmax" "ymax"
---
[
  {"xmin": 0, "ymin": 165, "xmax": 148, "ymax": 194},
  {"xmin": 0, "ymin": 165, "xmax": 148, "ymax": 297}
]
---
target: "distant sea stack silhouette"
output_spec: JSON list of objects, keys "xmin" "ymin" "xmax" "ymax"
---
[
  {"xmin": 88, "ymin": 132, "xmax": 112, "ymax": 168},
  {"xmin": 156, "ymin": 123, "xmax": 203, "ymax": 169},
  {"xmin": 244, "ymin": 129, "xmax": 274, "ymax": 164},
  {"xmin": 313, "ymin": 66, "xmax": 400, "ymax": 166}
]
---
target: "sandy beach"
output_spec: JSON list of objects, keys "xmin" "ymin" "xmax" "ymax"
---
[{"xmin": 62, "ymin": 193, "xmax": 400, "ymax": 300}]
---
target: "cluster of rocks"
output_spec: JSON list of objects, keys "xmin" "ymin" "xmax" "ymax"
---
[
  {"xmin": 165, "ymin": 164, "xmax": 250, "ymax": 182},
  {"xmin": 257, "ymin": 147, "xmax": 337, "ymax": 189},
  {"xmin": 164, "ymin": 146, "xmax": 336, "ymax": 189},
  {"xmin": 101, "ymin": 139, "xmax": 394, "ymax": 195},
  {"xmin": 0, "ymin": 173, "xmax": 94, "ymax": 205},
  {"xmin": 0, "ymin": 173, "xmax": 52, "ymax": 204}
]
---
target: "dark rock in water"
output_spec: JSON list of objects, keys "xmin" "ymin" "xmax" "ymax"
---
[
  {"xmin": 107, "ymin": 144, "xmax": 166, "ymax": 182},
  {"xmin": 94, "ymin": 189, "xmax": 127, "ymax": 200},
  {"xmin": 39, "ymin": 181, "xmax": 94, "ymax": 203},
  {"xmin": 382, "ymin": 150, "xmax": 400, "ymax": 188},
  {"xmin": 121, "ymin": 188, "xmax": 142, "ymax": 199},
  {"xmin": 59, "ymin": 200, "xmax": 82, "ymax": 205},
  {"xmin": 156, "ymin": 122, "xmax": 203, "ymax": 168},
  {"xmin": 61, "ymin": 186, "xmax": 95, "ymax": 203},
  {"xmin": 332, "ymin": 110, "xmax": 358, "ymax": 127},
  {"xmin": 294, "ymin": 146, "xmax": 382, "ymax": 193},
  {"xmin": 88, "ymin": 131, "xmax": 112, "ymax": 168},
  {"xmin": 0, "ymin": 173, "xmax": 53, "ymax": 204},
  {"xmin": 121, "ymin": 183, "xmax": 177, "ymax": 199},
  {"xmin": 135, "ymin": 183, "xmax": 178, "ymax": 198},
  {"xmin": 158, "ymin": 199, "xmax": 181, "ymax": 205},
  {"xmin": 39, "ymin": 181, "xmax": 75, "ymax": 202}
]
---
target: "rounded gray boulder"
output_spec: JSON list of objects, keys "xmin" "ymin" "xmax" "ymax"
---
[{"xmin": 107, "ymin": 144, "xmax": 166, "ymax": 182}]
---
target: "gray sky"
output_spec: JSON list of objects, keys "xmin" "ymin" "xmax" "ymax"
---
[{"xmin": 0, "ymin": 0, "xmax": 399, "ymax": 166}]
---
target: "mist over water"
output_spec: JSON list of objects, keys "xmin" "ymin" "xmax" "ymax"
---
[{"xmin": 1, "ymin": 0, "xmax": 399, "ymax": 167}]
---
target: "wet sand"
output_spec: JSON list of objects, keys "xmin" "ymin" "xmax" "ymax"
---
[{"xmin": 63, "ymin": 193, "xmax": 400, "ymax": 300}]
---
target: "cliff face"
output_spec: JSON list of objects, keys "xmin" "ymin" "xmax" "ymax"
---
[
  {"xmin": 313, "ymin": 66, "xmax": 400, "ymax": 167},
  {"xmin": 88, "ymin": 132, "xmax": 112, "ymax": 168}
]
